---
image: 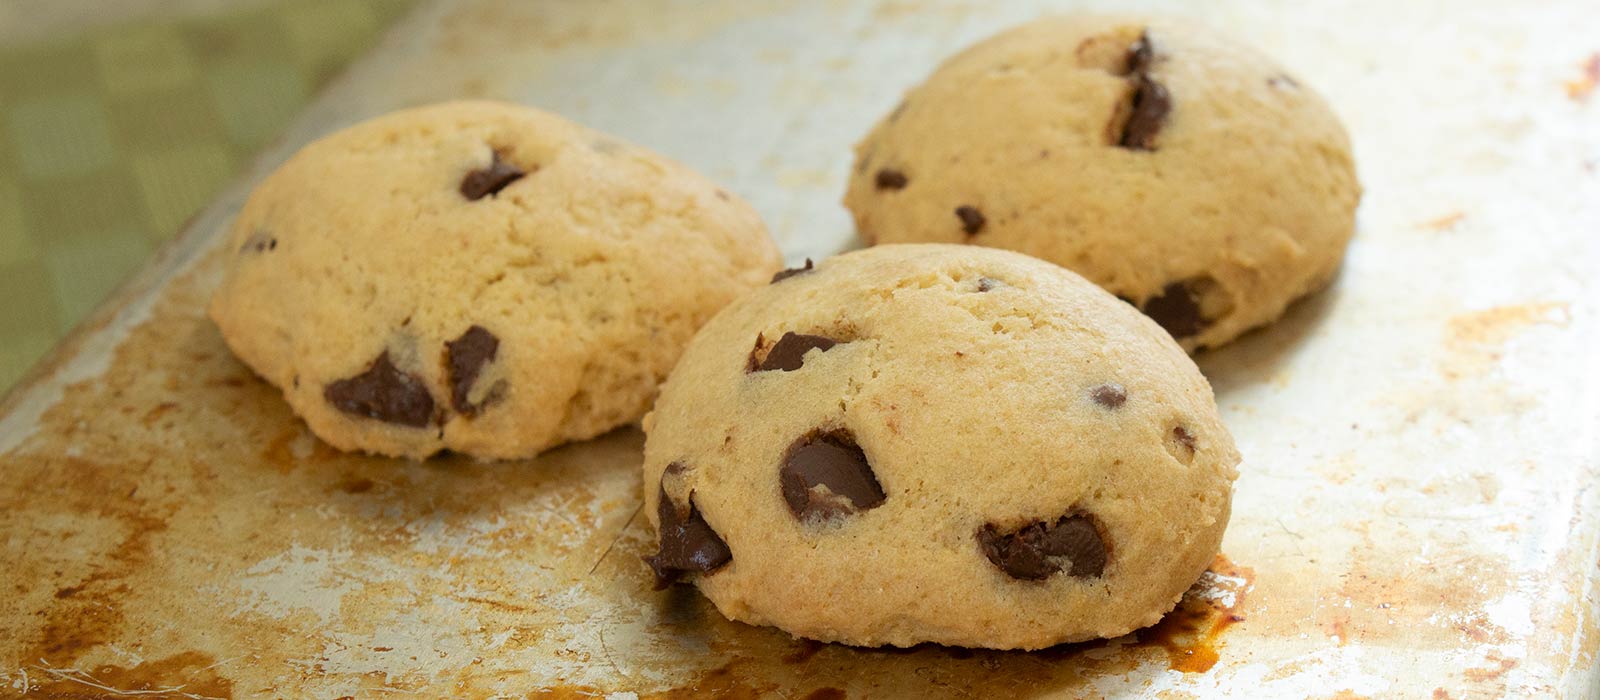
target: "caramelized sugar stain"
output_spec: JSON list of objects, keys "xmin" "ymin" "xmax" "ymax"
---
[
  {"xmin": 1133, "ymin": 554, "xmax": 1254, "ymax": 673},
  {"xmin": 23, "ymin": 651, "xmax": 234, "ymax": 699}
]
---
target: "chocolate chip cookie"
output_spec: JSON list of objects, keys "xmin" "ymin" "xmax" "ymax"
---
[
  {"xmin": 210, "ymin": 100, "xmax": 781, "ymax": 459},
  {"xmin": 641, "ymin": 244, "xmax": 1239, "ymax": 649},
  {"xmin": 844, "ymin": 16, "xmax": 1361, "ymax": 351}
]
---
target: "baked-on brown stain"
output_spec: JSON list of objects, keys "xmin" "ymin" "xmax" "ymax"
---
[
  {"xmin": 23, "ymin": 651, "xmax": 235, "ymax": 699},
  {"xmin": 1134, "ymin": 554, "xmax": 1253, "ymax": 673}
]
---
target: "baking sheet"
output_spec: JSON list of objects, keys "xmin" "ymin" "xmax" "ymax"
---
[{"xmin": 2, "ymin": 0, "xmax": 1598, "ymax": 697}]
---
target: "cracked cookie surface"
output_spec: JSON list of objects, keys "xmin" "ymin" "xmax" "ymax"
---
[
  {"xmin": 210, "ymin": 100, "xmax": 780, "ymax": 459},
  {"xmin": 844, "ymin": 15, "xmax": 1361, "ymax": 352},
  {"xmin": 641, "ymin": 244, "xmax": 1239, "ymax": 649}
]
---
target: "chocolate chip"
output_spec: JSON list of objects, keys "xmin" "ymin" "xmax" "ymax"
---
[
  {"xmin": 875, "ymin": 169, "xmax": 908, "ymax": 190},
  {"xmin": 955, "ymin": 206, "xmax": 986, "ymax": 235},
  {"xmin": 324, "ymin": 351, "xmax": 436, "ymax": 427},
  {"xmin": 645, "ymin": 464, "xmax": 732, "ymax": 589},
  {"xmin": 1141, "ymin": 281, "xmax": 1207, "ymax": 339},
  {"xmin": 753, "ymin": 332, "xmax": 837, "ymax": 372},
  {"xmin": 978, "ymin": 514, "xmax": 1107, "ymax": 580},
  {"xmin": 1117, "ymin": 31, "xmax": 1171, "ymax": 151},
  {"xmin": 460, "ymin": 152, "xmax": 525, "ymax": 200},
  {"xmin": 1090, "ymin": 383, "xmax": 1127, "ymax": 409},
  {"xmin": 1126, "ymin": 31, "xmax": 1156, "ymax": 74},
  {"xmin": 976, "ymin": 277, "xmax": 1001, "ymax": 292},
  {"xmin": 445, "ymin": 325, "xmax": 502, "ymax": 416},
  {"xmin": 1173, "ymin": 425, "xmax": 1197, "ymax": 453},
  {"xmin": 781, "ymin": 431, "xmax": 886, "ymax": 521},
  {"xmin": 240, "ymin": 231, "xmax": 276, "ymax": 253},
  {"xmin": 771, "ymin": 258, "xmax": 815, "ymax": 284},
  {"xmin": 1119, "ymin": 75, "xmax": 1171, "ymax": 150}
]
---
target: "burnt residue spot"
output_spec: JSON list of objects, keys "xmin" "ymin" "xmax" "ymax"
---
[
  {"xmin": 748, "ymin": 331, "xmax": 839, "ymax": 373},
  {"xmin": 1141, "ymin": 281, "xmax": 1208, "ymax": 340},
  {"xmin": 324, "ymin": 351, "xmax": 436, "ymax": 427},
  {"xmin": 1115, "ymin": 30, "xmax": 1172, "ymax": 151},
  {"xmin": 460, "ymin": 151, "xmax": 527, "ymax": 200},
  {"xmin": 976, "ymin": 277, "xmax": 1002, "ymax": 292},
  {"xmin": 239, "ymin": 231, "xmax": 277, "ymax": 254},
  {"xmin": 338, "ymin": 477, "xmax": 375, "ymax": 494},
  {"xmin": 875, "ymin": 169, "xmax": 908, "ymax": 191},
  {"xmin": 771, "ymin": 258, "xmax": 815, "ymax": 284},
  {"xmin": 785, "ymin": 639, "xmax": 826, "ymax": 664},
  {"xmin": 978, "ymin": 513, "xmax": 1108, "ymax": 580},
  {"xmin": 1090, "ymin": 383, "xmax": 1127, "ymax": 409},
  {"xmin": 804, "ymin": 689, "xmax": 848, "ymax": 700},
  {"xmin": 955, "ymin": 205, "xmax": 986, "ymax": 235},
  {"xmin": 645, "ymin": 463, "xmax": 732, "ymax": 589},
  {"xmin": 444, "ymin": 325, "xmax": 504, "ymax": 416},
  {"xmin": 781, "ymin": 430, "xmax": 886, "ymax": 522}
]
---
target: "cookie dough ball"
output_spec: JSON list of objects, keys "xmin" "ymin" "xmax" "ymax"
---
[
  {"xmin": 641, "ymin": 244, "xmax": 1239, "ymax": 649},
  {"xmin": 210, "ymin": 100, "xmax": 780, "ymax": 460},
  {"xmin": 844, "ymin": 16, "xmax": 1360, "ymax": 351}
]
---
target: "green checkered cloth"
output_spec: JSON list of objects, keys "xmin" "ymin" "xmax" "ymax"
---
[{"xmin": 0, "ymin": 0, "xmax": 416, "ymax": 391}]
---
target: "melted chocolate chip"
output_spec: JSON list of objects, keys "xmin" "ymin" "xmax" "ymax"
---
[
  {"xmin": 1118, "ymin": 30, "xmax": 1171, "ymax": 151},
  {"xmin": 645, "ymin": 465, "xmax": 732, "ymax": 589},
  {"xmin": 240, "ymin": 231, "xmax": 276, "ymax": 254},
  {"xmin": 771, "ymin": 258, "xmax": 815, "ymax": 284},
  {"xmin": 445, "ymin": 325, "xmax": 501, "ymax": 416},
  {"xmin": 1126, "ymin": 31, "xmax": 1156, "ymax": 74},
  {"xmin": 781, "ymin": 431, "xmax": 886, "ymax": 521},
  {"xmin": 955, "ymin": 206, "xmax": 986, "ymax": 235},
  {"xmin": 1173, "ymin": 425, "xmax": 1197, "ymax": 453},
  {"xmin": 754, "ymin": 332, "xmax": 837, "ymax": 372},
  {"xmin": 1120, "ymin": 76, "xmax": 1171, "ymax": 150},
  {"xmin": 876, "ymin": 169, "xmax": 909, "ymax": 190},
  {"xmin": 1141, "ymin": 281, "xmax": 1207, "ymax": 339},
  {"xmin": 978, "ymin": 514, "xmax": 1107, "ymax": 580},
  {"xmin": 460, "ymin": 152, "xmax": 525, "ymax": 200},
  {"xmin": 324, "ymin": 351, "xmax": 435, "ymax": 427},
  {"xmin": 1090, "ymin": 383, "xmax": 1127, "ymax": 409}
]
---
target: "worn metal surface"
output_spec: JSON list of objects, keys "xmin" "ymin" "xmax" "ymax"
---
[{"xmin": 2, "ymin": 0, "xmax": 1598, "ymax": 697}]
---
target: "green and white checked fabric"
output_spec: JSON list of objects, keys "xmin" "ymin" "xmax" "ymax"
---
[{"xmin": 0, "ymin": 0, "xmax": 416, "ymax": 391}]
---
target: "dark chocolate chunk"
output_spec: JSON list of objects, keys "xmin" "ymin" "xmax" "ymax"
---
[
  {"xmin": 1119, "ymin": 75, "xmax": 1171, "ymax": 150},
  {"xmin": 978, "ymin": 514, "xmax": 1107, "ymax": 580},
  {"xmin": 755, "ymin": 332, "xmax": 837, "ymax": 372},
  {"xmin": 1141, "ymin": 281, "xmax": 1207, "ymax": 339},
  {"xmin": 445, "ymin": 325, "xmax": 501, "ymax": 416},
  {"xmin": 324, "ymin": 351, "xmax": 435, "ymax": 427},
  {"xmin": 781, "ymin": 431, "xmax": 886, "ymax": 521},
  {"xmin": 1173, "ymin": 425, "xmax": 1197, "ymax": 453},
  {"xmin": 955, "ymin": 205, "xmax": 986, "ymax": 235},
  {"xmin": 240, "ymin": 231, "xmax": 277, "ymax": 254},
  {"xmin": 1090, "ymin": 383, "xmax": 1127, "ymax": 409},
  {"xmin": 875, "ymin": 169, "xmax": 909, "ymax": 190},
  {"xmin": 771, "ymin": 258, "xmax": 815, "ymax": 284},
  {"xmin": 1117, "ymin": 30, "xmax": 1171, "ymax": 151},
  {"xmin": 1126, "ymin": 30, "xmax": 1156, "ymax": 75},
  {"xmin": 645, "ymin": 465, "xmax": 732, "ymax": 589},
  {"xmin": 459, "ymin": 152, "xmax": 525, "ymax": 200}
]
